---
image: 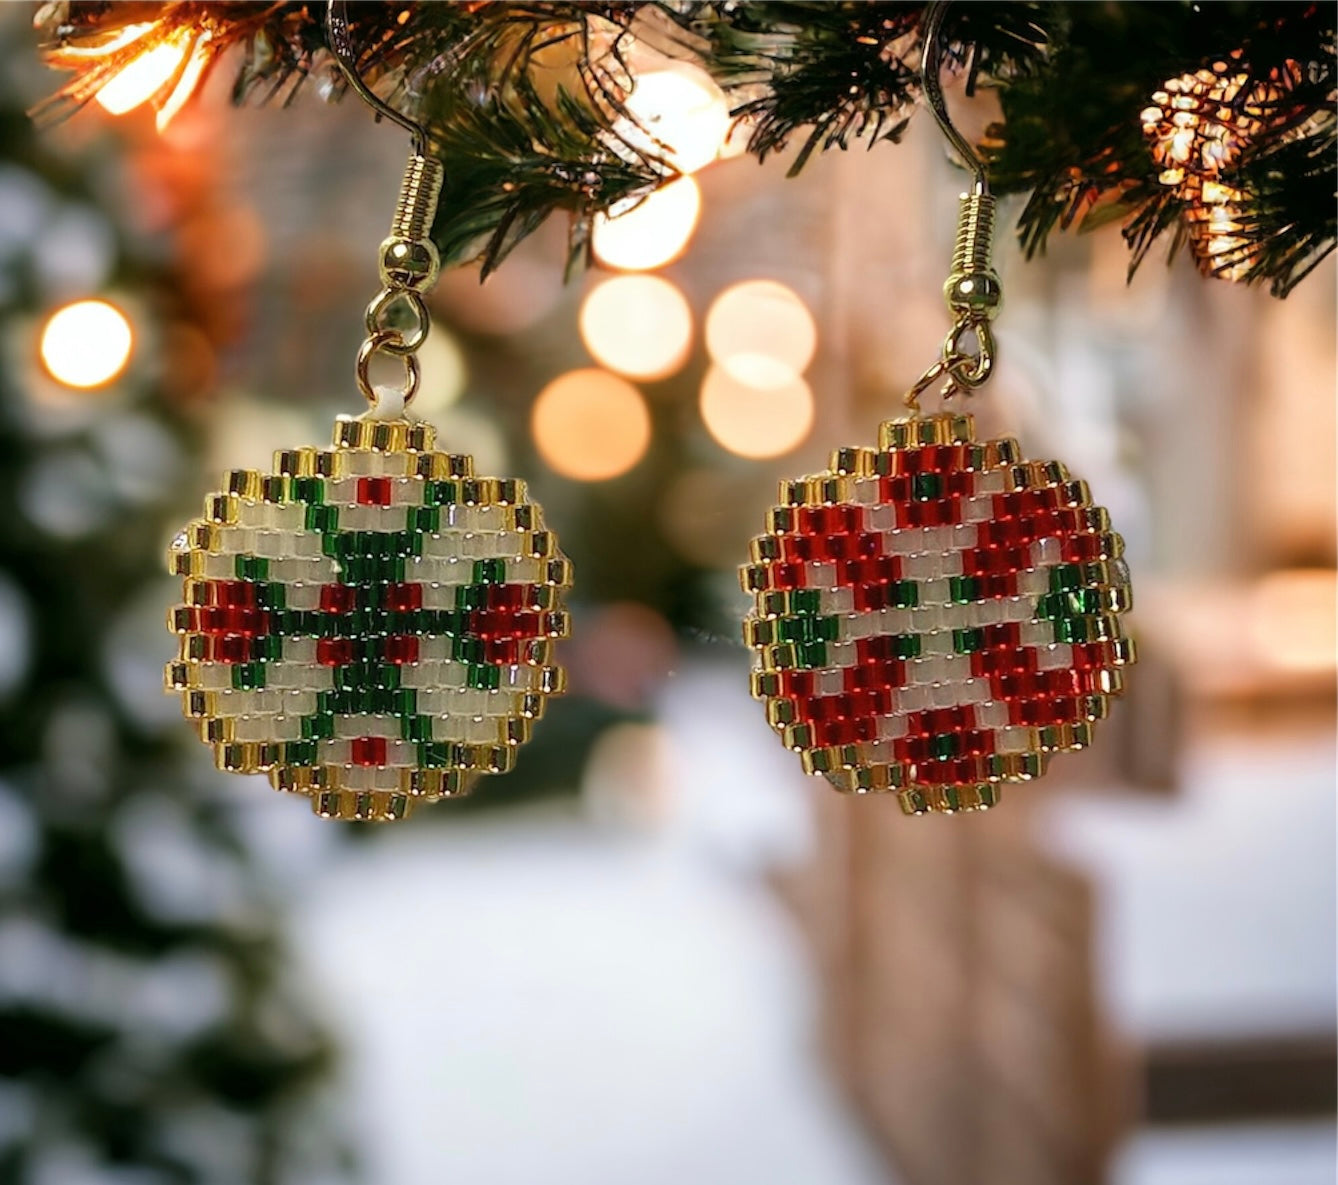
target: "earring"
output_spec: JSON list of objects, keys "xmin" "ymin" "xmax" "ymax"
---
[
  {"xmin": 740, "ymin": 1, "xmax": 1134, "ymax": 816},
  {"xmin": 164, "ymin": 2, "xmax": 571, "ymax": 822}
]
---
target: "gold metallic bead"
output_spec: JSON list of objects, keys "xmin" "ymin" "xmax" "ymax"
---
[
  {"xmin": 225, "ymin": 469, "xmax": 262, "ymax": 499},
  {"xmin": 378, "ymin": 236, "xmax": 440, "ymax": 293},
  {"xmin": 204, "ymin": 494, "xmax": 239, "ymax": 525}
]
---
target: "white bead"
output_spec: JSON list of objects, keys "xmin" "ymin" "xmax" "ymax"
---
[
  {"xmin": 1035, "ymin": 536, "xmax": 1063, "ymax": 566},
  {"xmin": 1036, "ymin": 643, "xmax": 1074, "ymax": 670}
]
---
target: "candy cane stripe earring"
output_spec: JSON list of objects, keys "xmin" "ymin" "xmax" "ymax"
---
[
  {"xmin": 740, "ymin": 1, "xmax": 1134, "ymax": 815},
  {"xmin": 165, "ymin": 2, "xmax": 571, "ymax": 822}
]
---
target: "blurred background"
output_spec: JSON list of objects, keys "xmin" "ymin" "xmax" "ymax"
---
[{"xmin": 0, "ymin": 5, "xmax": 1334, "ymax": 1184}]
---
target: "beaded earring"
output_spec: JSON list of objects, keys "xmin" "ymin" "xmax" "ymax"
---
[
  {"xmin": 739, "ymin": 1, "xmax": 1134, "ymax": 815},
  {"xmin": 164, "ymin": 2, "xmax": 571, "ymax": 821}
]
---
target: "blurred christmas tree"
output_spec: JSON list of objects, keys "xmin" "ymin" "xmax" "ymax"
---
[{"xmin": 0, "ymin": 28, "xmax": 349, "ymax": 1185}]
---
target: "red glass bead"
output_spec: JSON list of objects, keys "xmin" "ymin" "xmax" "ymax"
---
[
  {"xmin": 482, "ymin": 637, "xmax": 522, "ymax": 665},
  {"xmin": 320, "ymin": 584, "xmax": 356, "ymax": 614},
  {"xmin": 317, "ymin": 638, "xmax": 356, "ymax": 666},
  {"xmin": 383, "ymin": 635, "xmax": 420, "ymax": 665},
  {"xmin": 212, "ymin": 634, "xmax": 252, "ymax": 664},
  {"xmin": 844, "ymin": 657, "xmax": 906, "ymax": 691},
  {"xmin": 217, "ymin": 581, "xmax": 257, "ymax": 609},
  {"xmin": 356, "ymin": 477, "xmax": 393, "ymax": 506},
  {"xmin": 779, "ymin": 671, "xmax": 818, "ymax": 697},
  {"xmin": 1061, "ymin": 534, "xmax": 1105, "ymax": 562},
  {"xmin": 485, "ymin": 584, "xmax": 529, "ymax": 611},
  {"xmin": 351, "ymin": 737, "xmax": 388, "ymax": 766},
  {"xmin": 944, "ymin": 471, "xmax": 974, "ymax": 498},
  {"xmin": 227, "ymin": 607, "xmax": 268, "ymax": 636},
  {"xmin": 382, "ymin": 582, "xmax": 423, "ymax": 612}
]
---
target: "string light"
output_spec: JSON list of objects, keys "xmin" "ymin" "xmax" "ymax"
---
[
  {"xmin": 699, "ymin": 366, "xmax": 814, "ymax": 459},
  {"xmin": 705, "ymin": 280, "xmax": 817, "ymax": 389},
  {"xmin": 592, "ymin": 177, "xmax": 701, "ymax": 272},
  {"xmin": 39, "ymin": 299, "xmax": 134, "ymax": 389},
  {"xmin": 1140, "ymin": 55, "xmax": 1301, "ymax": 282},
  {"xmin": 579, "ymin": 275, "xmax": 693, "ymax": 380},
  {"xmin": 532, "ymin": 369, "xmax": 651, "ymax": 481},
  {"xmin": 621, "ymin": 68, "xmax": 732, "ymax": 174}
]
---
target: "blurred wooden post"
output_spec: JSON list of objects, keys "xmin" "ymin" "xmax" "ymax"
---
[{"xmin": 797, "ymin": 119, "xmax": 1129, "ymax": 1185}]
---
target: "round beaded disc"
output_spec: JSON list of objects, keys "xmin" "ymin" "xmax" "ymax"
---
[
  {"xmin": 741, "ymin": 413, "xmax": 1134, "ymax": 815},
  {"xmin": 166, "ymin": 416, "xmax": 571, "ymax": 822}
]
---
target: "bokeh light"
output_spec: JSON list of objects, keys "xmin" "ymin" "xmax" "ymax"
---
[
  {"xmin": 94, "ymin": 35, "xmax": 188, "ymax": 115},
  {"xmin": 532, "ymin": 369, "xmax": 651, "ymax": 481},
  {"xmin": 39, "ymin": 299, "xmax": 133, "ymax": 389},
  {"xmin": 705, "ymin": 280, "xmax": 817, "ymax": 388},
  {"xmin": 579, "ymin": 275, "xmax": 693, "ymax": 380},
  {"xmin": 413, "ymin": 330, "xmax": 468, "ymax": 415},
  {"xmin": 622, "ymin": 68, "xmax": 731, "ymax": 174},
  {"xmin": 699, "ymin": 365, "xmax": 814, "ymax": 459},
  {"xmin": 592, "ymin": 177, "xmax": 701, "ymax": 272},
  {"xmin": 1249, "ymin": 569, "xmax": 1338, "ymax": 672}
]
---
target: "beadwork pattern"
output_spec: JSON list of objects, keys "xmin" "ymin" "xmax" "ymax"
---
[
  {"xmin": 166, "ymin": 416, "xmax": 571, "ymax": 822},
  {"xmin": 741, "ymin": 413, "xmax": 1134, "ymax": 815}
]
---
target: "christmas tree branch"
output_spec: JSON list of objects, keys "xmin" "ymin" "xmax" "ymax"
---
[{"xmin": 32, "ymin": 1, "xmax": 1338, "ymax": 293}]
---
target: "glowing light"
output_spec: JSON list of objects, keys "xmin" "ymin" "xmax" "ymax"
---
[
  {"xmin": 53, "ymin": 22, "xmax": 156, "ymax": 61},
  {"xmin": 94, "ymin": 34, "xmax": 189, "ymax": 116},
  {"xmin": 155, "ymin": 33, "xmax": 214, "ymax": 131},
  {"xmin": 592, "ymin": 177, "xmax": 701, "ymax": 272},
  {"xmin": 532, "ymin": 369, "xmax": 651, "ymax": 481},
  {"xmin": 1250, "ymin": 569, "xmax": 1337, "ymax": 672},
  {"xmin": 622, "ymin": 68, "xmax": 731, "ymax": 174},
  {"xmin": 705, "ymin": 280, "xmax": 817, "ymax": 389},
  {"xmin": 699, "ymin": 366, "xmax": 813, "ymax": 459},
  {"xmin": 579, "ymin": 275, "xmax": 693, "ymax": 380},
  {"xmin": 39, "ymin": 300, "xmax": 133, "ymax": 389}
]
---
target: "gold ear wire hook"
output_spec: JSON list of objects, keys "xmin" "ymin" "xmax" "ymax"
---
[
  {"xmin": 326, "ymin": 0, "xmax": 444, "ymax": 408},
  {"xmin": 904, "ymin": 0, "xmax": 1002, "ymax": 415},
  {"xmin": 326, "ymin": 0, "xmax": 429, "ymax": 156},
  {"xmin": 920, "ymin": 0, "xmax": 988, "ymax": 197}
]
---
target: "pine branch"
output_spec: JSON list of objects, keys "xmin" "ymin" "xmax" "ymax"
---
[{"xmin": 31, "ymin": 1, "xmax": 1338, "ymax": 296}]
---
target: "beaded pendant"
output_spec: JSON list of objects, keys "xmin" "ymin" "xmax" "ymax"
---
[
  {"xmin": 166, "ymin": 416, "xmax": 571, "ymax": 821},
  {"xmin": 741, "ymin": 412, "xmax": 1134, "ymax": 815}
]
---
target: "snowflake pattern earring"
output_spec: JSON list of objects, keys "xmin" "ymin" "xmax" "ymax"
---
[
  {"xmin": 164, "ymin": 3, "xmax": 571, "ymax": 822},
  {"xmin": 739, "ymin": 1, "xmax": 1134, "ymax": 815}
]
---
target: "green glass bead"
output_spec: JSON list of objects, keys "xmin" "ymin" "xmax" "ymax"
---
[
  {"xmin": 912, "ymin": 473, "xmax": 943, "ymax": 501},
  {"xmin": 467, "ymin": 664, "xmax": 501, "ymax": 691},
  {"xmin": 791, "ymin": 588, "xmax": 822, "ymax": 615},
  {"xmin": 1049, "ymin": 564, "xmax": 1083, "ymax": 592},
  {"xmin": 231, "ymin": 662, "xmax": 265, "ymax": 691},
  {"xmin": 893, "ymin": 633, "xmax": 922, "ymax": 660},
  {"xmin": 950, "ymin": 576, "xmax": 981, "ymax": 604},
  {"xmin": 953, "ymin": 627, "xmax": 984, "ymax": 654},
  {"xmin": 795, "ymin": 641, "xmax": 828, "ymax": 669},
  {"xmin": 293, "ymin": 477, "xmax": 324, "ymax": 504},
  {"xmin": 930, "ymin": 732, "xmax": 959, "ymax": 760},
  {"xmin": 891, "ymin": 580, "xmax": 920, "ymax": 609}
]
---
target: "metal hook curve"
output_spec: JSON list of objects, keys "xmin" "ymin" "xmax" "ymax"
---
[
  {"xmin": 326, "ymin": 0, "xmax": 428, "ymax": 155},
  {"xmin": 920, "ymin": 0, "xmax": 988, "ymax": 196}
]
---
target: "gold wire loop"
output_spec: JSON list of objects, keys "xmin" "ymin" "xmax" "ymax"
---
[
  {"xmin": 364, "ymin": 288, "xmax": 430, "ymax": 355},
  {"xmin": 943, "ymin": 319, "xmax": 995, "ymax": 387},
  {"xmin": 356, "ymin": 330, "xmax": 422, "ymax": 407},
  {"xmin": 904, "ymin": 357, "xmax": 957, "ymax": 412}
]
